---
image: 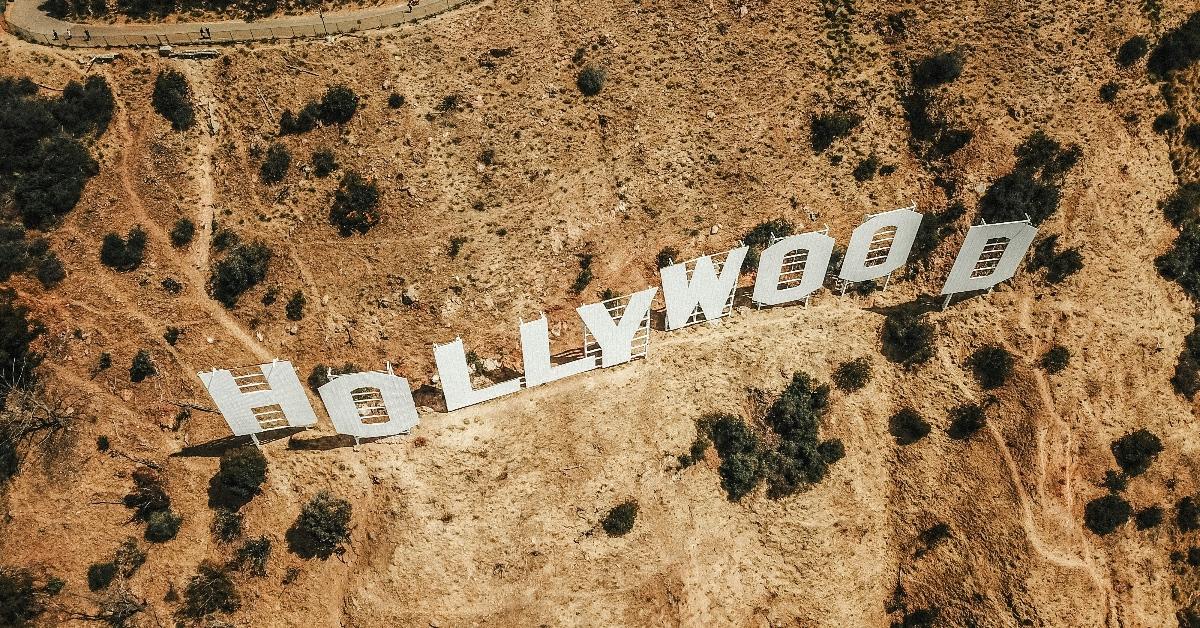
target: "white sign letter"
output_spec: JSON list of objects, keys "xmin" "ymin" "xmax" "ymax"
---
[
  {"xmin": 941, "ymin": 220, "xmax": 1038, "ymax": 295},
  {"xmin": 198, "ymin": 360, "xmax": 317, "ymax": 437},
  {"xmin": 317, "ymin": 368, "xmax": 419, "ymax": 439},
  {"xmin": 578, "ymin": 287, "xmax": 657, "ymax": 367},
  {"xmin": 434, "ymin": 338, "xmax": 522, "ymax": 411},
  {"xmin": 520, "ymin": 316, "xmax": 598, "ymax": 387},
  {"xmin": 751, "ymin": 232, "xmax": 834, "ymax": 306},
  {"xmin": 660, "ymin": 246, "xmax": 748, "ymax": 330},
  {"xmin": 839, "ymin": 207, "xmax": 923, "ymax": 283}
]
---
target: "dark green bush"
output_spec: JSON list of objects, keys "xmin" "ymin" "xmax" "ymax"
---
[
  {"xmin": 702, "ymin": 413, "xmax": 764, "ymax": 500},
  {"xmin": 810, "ymin": 110, "xmax": 862, "ymax": 153},
  {"xmin": 1162, "ymin": 182, "xmax": 1200, "ymax": 228},
  {"xmin": 832, "ymin": 357, "xmax": 872, "ymax": 391},
  {"xmin": 601, "ymin": 500, "xmax": 638, "ymax": 536},
  {"xmin": 161, "ymin": 277, "xmax": 182, "ymax": 295},
  {"xmin": 911, "ymin": 51, "xmax": 963, "ymax": 88},
  {"xmin": 145, "ymin": 509, "xmax": 182, "ymax": 542},
  {"xmin": 570, "ymin": 254, "xmax": 594, "ymax": 294},
  {"xmin": 163, "ymin": 326, "xmax": 180, "ymax": 346},
  {"xmin": 312, "ymin": 149, "xmax": 336, "ymax": 178},
  {"xmin": 260, "ymin": 143, "xmax": 291, "ymax": 184},
  {"xmin": 880, "ymin": 309, "xmax": 935, "ymax": 366},
  {"xmin": 97, "ymin": 435, "xmax": 110, "ymax": 452},
  {"xmin": 969, "ymin": 345, "xmax": 1013, "ymax": 389},
  {"xmin": 677, "ymin": 433, "xmax": 710, "ymax": 467},
  {"xmin": 0, "ymin": 566, "xmax": 42, "ymax": 627},
  {"xmin": 1153, "ymin": 111, "xmax": 1180, "ymax": 134},
  {"xmin": 210, "ymin": 242, "xmax": 272, "ymax": 308},
  {"xmin": 1135, "ymin": 505, "xmax": 1163, "ymax": 530},
  {"xmin": 1147, "ymin": 13, "xmax": 1200, "ymax": 78},
  {"xmin": 1099, "ymin": 81, "xmax": 1120, "ymax": 102},
  {"xmin": 387, "ymin": 93, "xmax": 405, "ymax": 109},
  {"xmin": 170, "ymin": 218, "xmax": 195, "ymax": 248},
  {"xmin": 181, "ymin": 561, "xmax": 240, "ymax": 618},
  {"xmin": 287, "ymin": 491, "xmax": 352, "ymax": 559},
  {"xmin": 1181, "ymin": 496, "xmax": 1200, "ymax": 532},
  {"xmin": 852, "ymin": 154, "xmax": 880, "ymax": 182},
  {"xmin": 129, "ymin": 349, "xmax": 155, "ymax": 383},
  {"xmin": 1040, "ymin": 345, "xmax": 1070, "ymax": 373},
  {"xmin": 888, "ymin": 408, "xmax": 930, "ymax": 445},
  {"xmin": 212, "ymin": 508, "xmax": 243, "ymax": 543},
  {"xmin": 232, "ymin": 536, "xmax": 271, "ymax": 576},
  {"xmin": 762, "ymin": 372, "xmax": 836, "ymax": 498},
  {"xmin": 0, "ymin": 288, "xmax": 44, "ymax": 398},
  {"xmin": 741, "ymin": 218, "xmax": 794, "ymax": 273},
  {"xmin": 577, "ymin": 66, "xmax": 606, "ymax": 96},
  {"xmin": 35, "ymin": 254, "xmax": 65, "ymax": 289},
  {"xmin": 1102, "ymin": 469, "xmax": 1128, "ymax": 492},
  {"xmin": 656, "ymin": 246, "xmax": 679, "ymax": 269},
  {"xmin": 285, "ymin": 290, "xmax": 306, "ymax": 321},
  {"xmin": 212, "ymin": 446, "xmax": 268, "ymax": 510},
  {"xmin": 979, "ymin": 131, "xmax": 1080, "ymax": 225},
  {"xmin": 1111, "ymin": 429, "xmax": 1162, "ymax": 477},
  {"xmin": 99, "ymin": 226, "xmax": 147, "ymax": 272},
  {"xmin": 448, "ymin": 236, "xmax": 467, "ymax": 259},
  {"xmin": 151, "ymin": 70, "xmax": 195, "ymax": 131},
  {"xmin": 947, "ymin": 403, "xmax": 986, "ymax": 440},
  {"xmin": 1117, "ymin": 35, "xmax": 1149, "ymax": 67},
  {"xmin": 318, "ymin": 86, "xmax": 359, "ymax": 124},
  {"xmin": 329, "ymin": 172, "xmax": 380, "ymax": 236},
  {"xmin": 1175, "ymin": 316, "xmax": 1200, "ymax": 397},
  {"xmin": 306, "ymin": 362, "xmax": 360, "ymax": 392},
  {"xmin": 1084, "ymin": 493, "xmax": 1131, "ymax": 535},
  {"xmin": 87, "ymin": 561, "xmax": 117, "ymax": 591},
  {"xmin": 1156, "ymin": 222, "xmax": 1200, "ymax": 300}
]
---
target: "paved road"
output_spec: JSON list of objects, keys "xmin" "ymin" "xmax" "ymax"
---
[{"xmin": 3, "ymin": 0, "xmax": 472, "ymax": 47}]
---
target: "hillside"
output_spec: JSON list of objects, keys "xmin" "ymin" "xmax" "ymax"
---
[{"xmin": 1, "ymin": 0, "xmax": 1199, "ymax": 626}]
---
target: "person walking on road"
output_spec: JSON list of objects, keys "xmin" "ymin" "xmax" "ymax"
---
[{"xmin": 52, "ymin": 30, "xmax": 58, "ymax": 40}]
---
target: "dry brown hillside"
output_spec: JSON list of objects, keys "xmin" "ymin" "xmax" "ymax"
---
[{"xmin": 1, "ymin": 0, "xmax": 1200, "ymax": 626}]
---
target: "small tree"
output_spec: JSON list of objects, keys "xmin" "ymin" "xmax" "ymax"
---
[
  {"xmin": 129, "ymin": 350, "xmax": 155, "ymax": 382},
  {"xmin": 210, "ymin": 243, "xmax": 272, "ymax": 308},
  {"xmin": 1116, "ymin": 35, "xmax": 1149, "ymax": 67},
  {"xmin": 0, "ymin": 566, "xmax": 43, "ymax": 626},
  {"xmin": 285, "ymin": 291, "xmax": 306, "ymax": 321},
  {"xmin": 1135, "ymin": 505, "xmax": 1163, "ymax": 530},
  {"xmin": 99, "ymin": 226, "xmax": 147, "ymax": 272},
  {"xmin": 1084, "ymin": 494, "xmax": 1131, "ymax": 535},
  {"xmin": 577, "ymin": 66, "xmax": 606, "ymax": 96},
  {"xmin": 888, "ymin": 408, "xmax": 930, "ymax": 445},
  {"xmin": 260, "ymin": 144, "xmax": 291, "ymax": 184},
  {"xmin": 145, "ymin": 509, "xmax": 182, "ymax": 542},
  {"xmin": 35, "ymin": 255, "xmax": 65, "ymax": 289},
  {"xmin": 181, "ymin": 561, "xmax": 239, "ymax": 618},
  {"xmin": 163, "ymin": 327, "xmax": 180, "ymax": 346},
  {"xmin": 232, "ymin": 536, "xmax": 271, "ymax": 577},
  {"xmin": 87, "ymin": 562, "xmax": 117, "ymax": 591},
  {"xmin": 832, "ymin": 357, "xmax": 872, "ymax": 391},
  {"xmin": 329, "ymin": 172, "xmax": 381, "ymax": 236},
  {"xmin": 170, "ymin": 218, "xmax": 195, "ymax": 248},
  {"xmin": 880, "ymin": 309, "xmax": 935, "ymax": 365},
  {"xmin": 387, "ymin": 93, "xmax": 405, "ymax": 108},
  {"xmin": 212, "ymin": 508, "xmax": 243, "ymax": 543},
  {"xmin": 947, "ymin": 403, "xmax": 985, "ymax": 440},
  {"xmin": 1040, "ymin": 345, "xmax": 1070, "ymax": 373},
  {"xmin": 601, "ymin": 500, "xmax": 638, "ymax": 536},
  {"xmin": 287, "ymin": 491, "xmax": 352, "ymax": 559},
  {"xmin": 911, "ymin": 51, "xmax": 964, "ymax": 88},
  {"xmin": 211, "ymin": 446, "xmax": 268, "ymax": 509},
  {"xmin": 319, "ymin": 86, "xmax": 359, "ymax": 124},
  {"xmin": 312, "ymin": 150, "xmax": 336, "ymax": 178},
  {"xmin": 151, "ymin": 70, "xmax": 195, "ymax": 131},
  {"xmin": 1110, "ymin": 429, "xmax": 1162, "ymax": 477},
  {"xmin": 969, "ymin": 345, "xmax": 1013, "ymax": 389}
]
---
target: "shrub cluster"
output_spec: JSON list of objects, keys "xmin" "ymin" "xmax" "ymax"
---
[
  {"xmin": 169, "ymin": 218, "xmax": 195, "ymax": 248},
  {"xmin": 570, "ymin": 254, "xmax": 594, "ymax": 295},
  {"xmin": 832, "ymin": 357, "xmax": 872, "ymax": 391},
  {"xmin": 231, "ymin": 536, "xmax": 271, "ymax": 576},
  {"xmin": 740, "ymin": 219, "xmax": 794, "ymax": 273},
  {"xmin": 260, "ymin": 143, "xmax": 291, "ymax": 184},
  {"xmin": 1179, "ymin": 496, "xmax": 1200, "ymax": 532},
  {"xmin": 1084, "ymin": 493, "xmax": 1131, "ymax": 535},
  {"xmin": 210, "ymin": 242, "xmax": 272, "ymax": 308},
  {"xmin": 888, "ymin": 408, "xmax": 930, "ymax": 445},
  {"xmin": 601, "ymin": 500, "xmax": 638, "ymax": 536},
  {"xmin": 210, "ymin": 446, "xmax": 268, "ymax": 510},
  {"xmin": 152, "ymin": 70, "xmax": 195, "ymax": 131},
  {"xmin": 285, "ymin": 290, "xmax": 306, "ymax": 321},
  {"xmin": 0, "ymin": 566, "xmax": 45, "ymax": 626},
  {"xmin": 0, "ymin": 223, "xmax": 65, "ymax": 288},
  {"xmin": 123, "ymin": 468, "xmax": 181, "ymax": 542},
  {"xmin": 312, "ymin": 149, "xmax": 337, "ymax": 178},
  {"xmin": 910, "ymin": 202, "xmax": 966, "ymax": 263},
  {"xmin": 306, "ymin": 362, "xmax": 361, "ymax": 392},
  {"xmin": 1111, "ymin": 429, "xmax": 1162, "ymax": 477},
  {"xmin": 287, "ymin": 491, "xmax": 352, "ymax": 559},
  {"xmin": 810, "ymin": 110, "xmax": 862, "ymax": 153},
  {"xmin": 969, "ymin": 345, "xmax": 1013, "ymax": 390},
  {"xmin": 1135, "ymin": 505, "xmax": 1163, "ymax": 530},
  {"xmin": 0, "ymin": 76, "xmax": 111, "ymax": 228},
  {"xmin": 279, "ymin": 86, "xmax": 360, "ymax": 134},
  {"xmin": 978, "ymin": 131, "xmax": 1080, "ymax": 225},
  {"xmin": 329, "ymin": 172, "xmax": 381, "ymax": 236},
  {"xmin": 880, "ymin": 308, "xmax": 935, "ymax": 366},
  {"xmin": 901, "ymin": 52, "xmax": 972, "ymax": 161},
  {"xmin": 99, "ymin": 226, "xmax": 147, "ymax": 272},
  {"xmin": 656, "ymin": 246, "xmax": 679, "ymax": 269}
]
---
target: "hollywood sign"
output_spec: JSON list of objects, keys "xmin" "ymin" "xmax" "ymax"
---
[{"xmin": 197, "ymin": 206, "xmax": 1038, "ymax": 444}]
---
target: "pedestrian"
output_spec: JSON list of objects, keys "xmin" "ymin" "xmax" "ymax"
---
[
  {"xmin": 52, "ymin": 30, "xmax": 58, "ymax": 40},
  {"xmin": 65, "ymin": 29, "xmax": 72, "ymax": 40},
  {"xmin": 84, "ymin": 29, "xmax": 90, "ymax": 41}
]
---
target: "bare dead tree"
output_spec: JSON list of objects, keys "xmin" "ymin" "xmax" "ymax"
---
[{"xmin": 0, "ymin": 369, "xmax": 82, "ymax": 481}]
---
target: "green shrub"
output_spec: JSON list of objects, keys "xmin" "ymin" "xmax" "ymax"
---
[
  {"xmin": 232, "ymin": 536, "xmax": 271, "ymax": 576},
  {"xmin": 897, "ymin": 608, "xmax": 940, "ymax": 627},
  {"xmin": 87, "ymin": 561, "xmax": 116, "ymax": 591},
  {"xmin": 287, "ymin": 491, "xmax": 352, "ymax": 559},
  {"xmin": 129, "ymin": 349, "xmax": 155, "ymax": 383},
  {"xmin": 387, "ymin": 93, "xmax": 405, "ymax": 109},
  {"xmin": 1084, "ymin": 493, "xmax": 1131, "ymax": 535},
  {"xmin": 852, "ymin": 154, "xmax": 880, "ymax": 182},
  {"xmin": 212, "ymin": 508, "xmax": 243, "ymax": 543},
  {"xmin": 880, "ymin": 309, "xmax": 935, "ymax": 366},
  {"xmin": 1153, "ymin": 111, "xmax": 1180, "ymax": 134},
  {"xmin": 318, "ymin": 86, "xmax": 359, "ymax": 124},
  {"xmin": 762, "ymin": 372, "xmax": 838, "ymax": 498},
  {"xmin": 832, "ymin": 357, "xmax": 872, "ymax": 391},
  {"xmin": 601, "ymin": 500, "xmax": 638, "ymax": 536},
  {"xmin": 145, "ymin": 509, "xmax": 182, "ymax": 542},
  {"xmin": 97, "ymin": 435, "xmax": 110, "ymax": 452},
  {"xmin": 577, "ymin": 66, "xmax": 606, "ymax": 96},
  {"xmin": 161, "ymin": 277, "xmax": 182, "ymax": 295},
  {"xmin": 1135, "ymin": 505, "xmax": 1163, "ymax": 530},
  {"xmin": 888, "ymin": 408, "xmax": 930, "ymax": 445},
  {"xmin": 99, "ymin": 226, "xmax": 147, "ymax": 272},
  {"xmin": 123, "ymin": 468, "xmax": 169, "ymax": 521},
  {"xmin": 1175, "ymin": 317, "xmax": 1200, "ymax": 397},
  {"xmin": 210, "ymin": 242, "xmax": 272, "ymax": 308},
  {"xmin": 1187, "ymin": 124, "xmax": 1200, "ymax": 148},
  {"xmin": 260, "ymin": 143, "xmax": 291, "ymax": 184},
  {"xmin": 677, "ymin": 433, "xmax": 710, "ymax": 467},
  {"xmin": 448, "ymin": 236, "xmax": 467, "ymax": 259},
  {"xmin": 329, "ymin": 172, "xmax": 380, "ymax": 236},
  {"xmin": 1117, "ymin": 35, "xmax": 1149, "ymax": 67},
  {"xmin": 35, "ymin": 254, "xmax": 65, "ymax": 289},
  {"xmin": 1111, "ymin": 429, "xmax": 1162, "ymax": 477},
  {"xmin": 979, "ymin": 131, "xmax": 1080, "ymax": 225},
  {"xmin": 1040, "ymin": 345, "xmax": 1070, "ymax": 373},
  {"xmin": 0, "ymin": 566, "xmax": 42, "ymax": 626},
  {"xmin": 212, "ymin": 446, "xmax": 268, "ymax": 509},
  {"xmin": 656, "ymin": 246, "xmax": 679, "ymax": 269},
  {"xmin": 1102, "ymin": 469, "xmax": 1128, "ymax": 492},
  {"xmin": 181, "ymin": 561, "xmax": 239, "ymax": 618},
  {"xmin": 969, "ymin": 345, "xmax": 1013, "ymax": 389},
  {"xmin": 810, "ymin": 110, "xmax": 862, "ymax": 153},
  {"xmin": 947, "ymin": 403, "xmax": 986, "ymax": 440},
  {"xmin": 170, "ymin": 218, "xmax": 195, "ymax": 248},
  {"xmin": 0, "ymin": 288, "xmax": 44, "ymax": 399},
  {"xmin": 911, "ymin": 51, "xmax": 963, "ymax": 88},
  {"xmin": 306, "ymin": 362, "xmax": 360, "ymax": 392},
  {"xmin": 285, "ymin": 290, "xmax": 306, "ymax": 321},
  {"xmin": 279, "ymin": 105, "xmax": 318, "ymax": 135},
  {"xmin": 701, "ymin": 413, "xmax": 764, "ymax": 500},
  {"xmin": 1147, "ymin": 13, "xmax": 1200, "ymax": 78},
  {"xmin": 151, "ymin": 70, "xmax": 195, "ymax": 131},
  {"xmin": 1156, "ymin": 221, "xmax": 1200, "ymax": 300},
  {"xmin": 163, "ymin": 326, "xmax": 180, "ymax": 346},
  {"xmin": 570, "ymin": 254, "xmax": 594, "ymax": 294},
  {"xmin": 740, "ymin": 218, "xmax": 794, "ymax": 273},
  {"xmin": 312, "ymin": 150, "xmax": 336, "ymax": 178},
  {"xmin": 1181, "ymin": 496, "xmax": 1200, "ymax": 532},
  {"xmin": 1161, "ymin": 182, "xmax": 1200, "ymax": 228},
  {"xmin": 1099, "ymin": 81, "xmax": 1120, "ymax": 102}
]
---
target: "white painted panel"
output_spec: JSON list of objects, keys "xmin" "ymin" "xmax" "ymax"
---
[
  {"xmin": 318, "ymin": 370, "xmax": 419, "ymax": 439},
  {"xmin": 940, "ymin": 220, "xmax": 1039, "ymax": 295},
  {"xmin": 520, "ymin": 316, "xmax": 598, "ymax": 387},
  {"xmin": 578, "ymin": 287, "xmax": 657, "ymax": 367},
  {"xmin": 839, "ymin": 207, "xmax": 923, "ymax": 283},
  {"xmin": 198, "ymin": 360, "xmax": 317, "ymax": 437},
  {"xmin": 433, "ymin": 338, "xmax": 522, "ymax": 411},
  {"xmin": 751, "ymin": 232, "xmax": 835, "ymax": 306},
  {"xmin": 660, "ymin": 246, "xmax": 748, "ymax": 330}
]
